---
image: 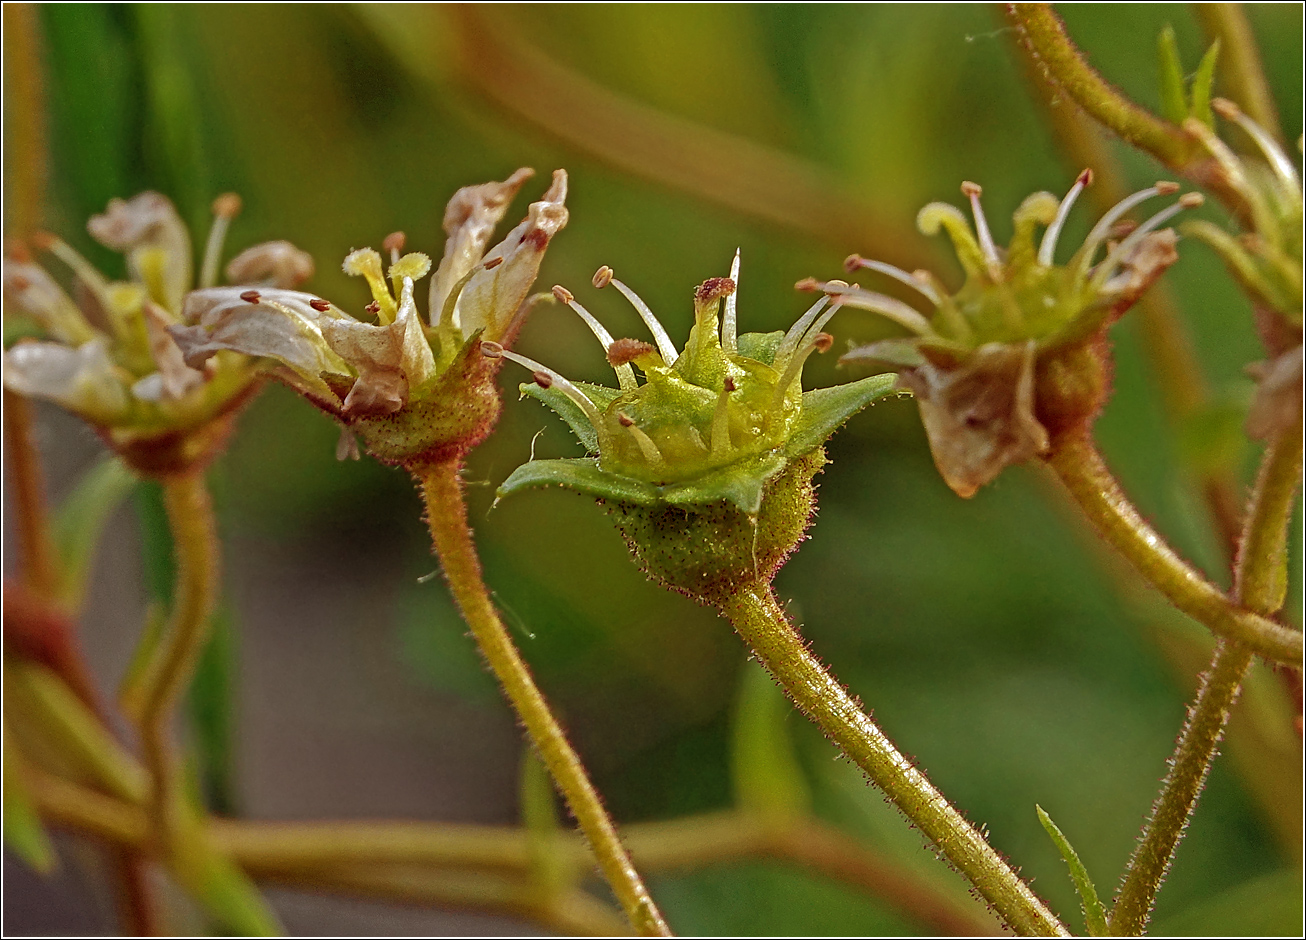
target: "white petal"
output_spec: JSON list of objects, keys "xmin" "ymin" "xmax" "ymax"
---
[
  {"xmin": 225, "ymin": 240, "xmax": 315, "ymax": 289},
  {"xmin": 87, "ymin": 192, "xmax": 192, "ymax": 315},
  {"xmin": 3, "ymin": 339, "xmax": 129, "ymax": 420}
]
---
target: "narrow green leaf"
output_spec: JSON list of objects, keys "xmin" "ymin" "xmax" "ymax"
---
[
  {"xmin": 731, "ymin": 660, "xmax": 810, "ymax": 827},
  {"xmin": 171, "ymin": 810, "xmax": 282, "ymax": 937},
  {"xmin": 52, "ymin": 457, "xmax": 137, "ymax": 612},
  {"xmin": 519, "ymin": 748, "xmax": 574, "ymax": 896},
  {"xmin": 841, "ymin": 339, "xmax": 927, "ymax": 368},
  {"xmin": 787, "ymin": 373, "xmax": 900, "ymax": 458},
  {"xmin": 498, "ymin": 457, "xmax": 661, "ymax": 506},
  {"xmin": 520, "ymin": 380, "xmax": 624, "ymax": 454},
  {"xmin": 3, "ymin": 737, "xmax": 57, "ymax": 875},
  {"xmin": 1189, "ymin": 38, "xmax": 1221, "ymax": 128},
  {"xmin": 1156, "ymin": 25, "xmax": 1188, "ymax": 124},
  {"xmin": 1036, "ymin": 804, "xmax": 1108, "ymax": 936}
]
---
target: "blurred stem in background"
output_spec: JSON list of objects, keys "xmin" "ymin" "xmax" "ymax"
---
[
  {"xmin": 416, "ymin": 459, "xmax": 671, "ymax": 937},
  {"xmin": 1110, "ymin": 420, "xmax": 1302, "ymax": 934}
]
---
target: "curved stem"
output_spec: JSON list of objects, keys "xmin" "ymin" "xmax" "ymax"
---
[
  {"xmin": 1193, "ymin": 3, "xmax": 1282, "ymax": 140},
  {"xmin": 1006, "ymin": 4, "xmax": 1195, "ymax": 169},
  {"xmin": 1109, "ymin": 421, "xmax": 1302, "ymax": 934},
  {"xmin": 3, "ymin": 389, "xmax": 61, "ymax": 601},
  {"xmin": 715, "ymin": 580, "xmax": 1069, "ymax": 937},
  {"xmin": 416, "ymin": 459, "xmax": 670, "ymax": 937},
  {"xmin": 131, "ymin": 472, "xmax": 220, "ymax": 850},
  {"xmin": 1047, "ymin": 435, "xmax": 1302, "ymax": 666}
]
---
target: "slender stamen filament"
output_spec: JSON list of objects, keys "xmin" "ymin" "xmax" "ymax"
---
[
  {"xmin": 1213, "ymin": 98, "xmax": 1301, "ymax": 192},
  {"xmin": 1072, "ymin": 183, "xmax": 1177, "ymax": 279},
  {"xmin": 1038, "ymin": 169, "xmax": 1093, "ymax": 267},
  {"xmin": 771, "ymin": 330, "xmax": 834, "ymax": 414},
  {"xmin": 810, "ymin": 282, "xmax": 933, "ymax": 337},
  {"xmin": 777, "ymin": 294, "xmax": 831, "ymax": 368},
  {"xmin": 38, "ymin": 235, "xmax": 111, "ymax": 298},
  {"xmin": 200, "ymin": 193, "xmax": 241, "ymax": 290},
  {"xmin": 722, "ymin": 249, "xmax": 741, "ymax": 353},
  {"xmin": 1089, "ymin": 194, "xmax": 1204, "ymax": 291},
  {"xmin": 552, "ymin": 285, "xmax": 636, "ymax": 391},
  {"xmin": 482, "ymin": 341, "xmax": 602, "ymax": 428},
  {"xmin": 617, "ymin": 413, "xmax": 664, "ymax": 466},
  {"xmin": 601, "ymin": 271, "xmax": 679, "ymax": 365},
  {"xmin": 710, "ymin": 376, "xmax": 736, "ymax": 458},
  {"xmin": 962, "ymin": 182, "xmax": 1001, "ymax": 274},
  {"xmin": 845, "ymin": 255, "xmax": 942, "ymax": 306}
]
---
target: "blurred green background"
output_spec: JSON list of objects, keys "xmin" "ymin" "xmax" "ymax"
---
[{"xmin": 4, "ymin": 3, "xmax": 1302, "ymax": 935}]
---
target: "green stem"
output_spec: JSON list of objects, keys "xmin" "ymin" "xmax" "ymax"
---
[
  {"xmin": 132, "ymin": 472, "xmax": 220, "ymax": 849},
  {"xmin": 716, "ymin": 580, "xmax": 1069, "ymax": 937},
  {"xmin": 1006, "ymin": 4, "xmax": 1195, "ymax": 168},
  {"xmin": 1109, "ymin": 421, "xmax": 1302, "ymax": 935},
  {"xmin": 1047, "ymin": 435, "xmax": 1302, "ymax": 666},
  {"xmin": 1193, "ymin": 3, "xmax": 1282, "ymax": 140},
  {"xmin": 416, "ymin": 459, "xmax": 670, "ymax": 938}
]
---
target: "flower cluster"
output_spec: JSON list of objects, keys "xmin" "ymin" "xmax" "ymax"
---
[
  {"xmin": 3, "ymin": 192, "xmax": 309, "ymax": 475},
  {"xmin": 825, "ymin": 174, "xmax": 1201, "ymax": 497},
  {"xmin": 1182, "ymin": 99, "xmax": 1302, "ymax": 439},
  {"xmin": 170, "ymin": 169, "xmax": 568, "ymax": 467}
]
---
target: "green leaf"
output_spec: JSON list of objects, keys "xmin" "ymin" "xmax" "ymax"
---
[
  {"xmin": 499, "ymin": 457, "xmax": 662, "ymax": 505},
  {"xmin": 520, "ymin": 380, "xmax": 624, "ymax": 453},
  {"xmin": 171, "ymin": 809, "xmax": 282, "ymax": 937},
  {"xmin": 787, "ymin": 372, "xmax": 900, "ymax": 458},
  {"xmin": 1036, "ymin": 804, "xmax": 1108, "ymax": 936},
  {"xmin": 1156, "ymin": 25, "xmax": 1188, "ymax": 124},
  {"xmin": 3, "ymin": 738, "xmax": 57, "ymax": 875},
  {"xmin": 1189, "ymin": 38, "xmax": 1221, "ymax": 127},
  {"xmin": 52, "ymin": 457, "xmax": 136, "ymax": 612},
  {"xmin": 731, "ymin": 660, "xmax": 809, "ymax": 827},
  {"xmin": 737, "ymin": 330, "xmax": 786, "ymax": 365},
  {"xmin": 661, "ymin": 452, "xmax": 786, "ymax": 515}
]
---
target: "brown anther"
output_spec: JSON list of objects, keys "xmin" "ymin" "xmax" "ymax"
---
[
  {"xmin": 309, "ymin": 298, "xmax": 332, "ymax": 312},
  {"xmin": 383, "ymin": 231, "xmax": 406, "ymax": 254},
  {"xmin": 5, "ymin": 239, "xmax": 31, "ymax": 262},
  {"xmin": 480, "ymin": 340, "xmax": 504, "ymax": 358},
  {"xmin": 30, "ymin": 231, "xmax": 57, "ymax": 252},
  {"xmin": 592, "ymin": 265, "xmax": 614, "ymax": 289},
  {"xmin": 212, "ymin": 193, "xmax": 242, "ymax": 219},
  {"xmin": 240, "ymin": 290, "xmax": 261, "ymax": 304},
  {"xmin": 1211, "ymin": 97, "xmax": 1241, "ymax": 121},
  {"xmin": 1076, "ymin": 168, "xmax": 1094, "ymax": 187},
  {"xmin": 531, "ymin": 370, "xmax": 554, "ymax": 389},
  {"xmin": 795, "ymin": 277, "xmax": 820, "ymax": 292},
  {"xmin": 1239, "ymin": 233, "xmax": 1266, "ymax": 251},
  {"xmin": 695, "ymin": 277, "xmax": 736, "ymax": 303},
  {"xmin": 617, "ymin": 412, "xmax": 636, "ymax": 427},
  {"xmin": 843, "ymin": 254, "xmax": 865, "ymax": 273},
  {"xmin": 1178, "ymin": 193, "xmax": 1205, "ymax": 208},
  {"xmin": 1108, "ymin": 220, "xmax": 1139, "ymax": 239},
  {"xmin": 551, "ymin": 284, "xmax": 574, "ymax": 304},
  {"xmin": 365, "ymin": 300, "xmax": 381, "ymax": 315},
  {"xmin": 825, "ymin": 279, "xmax": 850, "ymax": 290},
  {"xmin": 961, "ymin": 181, "xmax": 983, "ymax": 198},
  {"xmin": 482, "ymin": 256, "xmax": 503, "ymax": 270},
  {"xmin": 812, "ymin": 332, "xmax": 834, "ymax": 353},
  {"xmin": 1155, "ymin": 181, "xmax": 1180, "ymax": 195},
  {"xmin": 9, "ymin": 275, "xmax": 31, "ymax": 291},
  {"xmin": 723, "ymin": 376, "xmax": 737, "ymax": 392},
  {"xmin": 607, "ymin": 337, "xmax": 657, "ymax": 367}
]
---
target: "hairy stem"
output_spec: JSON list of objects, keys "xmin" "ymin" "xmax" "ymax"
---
[
  {"xmin": 1048, "ymin": 435, "xmax": 1302, "ymax": 665},
  {"xmin": 1193, "ymin": 3, "xmax": 1282, "ymax": 140},
  {"xmin": 1006, "ymin": 4, "xmax": 1195, "ymax": 168},
  {"xmin": 1109, "ymin": 421, "xmax": 1302, "ymax": 934},
  {"xmin": 132, "ymin": 472, "xmax": 220, "ymax": 851},
  {"xmin": 716, "ymin": 580, "xmax": 1068, "ymax": 937},
  {"xmin": 416, "ymin": 459, "xmax": 670, "ymax": 937}
]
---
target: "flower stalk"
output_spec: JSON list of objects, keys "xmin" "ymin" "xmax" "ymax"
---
[
  {"xmin": 1047, "ymin": 435, "xmax": 1302, "ymax": 666},
  {"xmin": 715, "ymin": 579, "xmax": 1069, "ymax": 937},
  {"xmin": 416, "ymin": 459, "xmax": 670, "ymax": 938},
  {"xmin": 1109, "ymin": 419, "xmax": 1302, "ymax": 934}
]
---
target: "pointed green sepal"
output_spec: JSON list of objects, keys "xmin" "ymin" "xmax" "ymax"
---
[
  {"xmin": 3, "ymin": 739, "xmax": 58, "ymax": 875},
  {"xmin": 787, "ymin": 372, "xmax": 900, "ymax": 458},
  {"xmin": 1157, "ymin": 25, "xmax": 1188, "ymax": 124},
  {"xmin": 1036, "ymin": 804, "xmax": 1108, "ymax": 936},
  {"xmin": 520, "ymin": 379, "xmax": 623, "ymax": 453},
  {"xmin": 1189, "ymin": 39, "xmax": 1221, "ymax": 127},
  {"xmin": 499, "ymin": 457, "xmax": 662, "ymax": 505}
]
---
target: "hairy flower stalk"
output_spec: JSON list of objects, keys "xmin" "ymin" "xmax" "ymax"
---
[
  {"xmin": 496, "ymin": 259, "xmax": 1067, "ymax": 935},
  {"xmin": 171, "ymin": 170, "xmax": 669, "ymax": 935},
  {"xmin": 833, "ymin": 173, "xmax": 1201, "ymax": 497}
]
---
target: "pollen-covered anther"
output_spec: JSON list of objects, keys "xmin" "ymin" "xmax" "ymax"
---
[
  {"xmin": 480, "ymin": 340, "xmax": 505, "ymax": 358},
  {"xmin": 617, "ymin": 412, "xmax": 635, "ymax": 427},
  {"xmin": 551, "ymin": 284, "xmax": 574, "ymax": 304},
  {"xmin": 365, "ymin": 301, "xmax": 381, "ymax": 315},
  {"xmin": 1211, "ymin": 97, "xmax": 1242, "ymax": 121},
  {"xmin": 212, "ymin": 193, "xmax": 242, "ymax": 219},
  {"xmin": 795, "ymin": 277, "xmax": 820, "ymax": 292},
  {"xmin": 482, "ymin": 256, "xmax": 503, "ymax": 270},
  {"xmin": 383, "ymin": 231, "xmax": 406, "ymax": 255},
  {"xmin": 843, "ymin": 254, "xmax": 865, "ymax": 274},
  {"xmin": 695, "ymin": 277, "xmax": 736, "ymax": 304},
  {"xmin": 240, "ymin": 290, "xmax": 261, "ymax": 304},
  {"xmin": 531, "ymin": 370, "xmax": 554, "ymax": 389},
  {"xmin": 592, "ymin": 266, "xmax": 614, "ymax": 289},
  {"xmin": 1077, "ymin": 168, "xmax": 1094, "ymax": 187},
  {"xmin": 30, "ymin": 231, "xmax": 57, "ymax": 252},
  {"xmin": 812, "ymin": 332, "xmax": 834, "ymax": 353},
  {"xmin": 607, "ymin": 337, "xmax": 657, "ymax": 367},
  {"xmin": 1110, "ymin": 221, "xmax": 1139, "ymax": 239},
  {"xmin": 309, "ymin": 298, "xmax": 332, "ymax": 312},
  {"xmin": 1178, "ymin": 193, "xmax": 1205, "ymax": 209},
  {"xmin": 1155, "ymin": 181, "xmax": 1181, "ymax": 195}
]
